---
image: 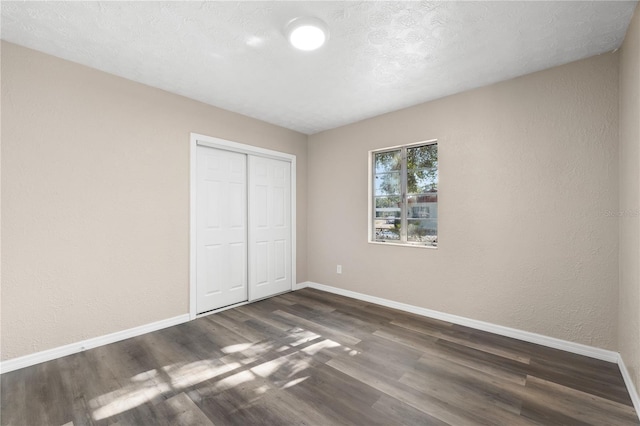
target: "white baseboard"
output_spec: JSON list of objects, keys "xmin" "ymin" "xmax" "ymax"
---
[
  {"xmin": 305, "ymin": 282, "xmax": 619, "ymax": 363},
  {"xmin": 0, "ymin": 314, "xmax": 190, "ymax": 374},
  {"xmin": 293, "ymin": 281, "xmax": 310, "ymax": 290},
  {"xmin": 618, "ymin": 354, "xmax": 640, "ymax": 417}
]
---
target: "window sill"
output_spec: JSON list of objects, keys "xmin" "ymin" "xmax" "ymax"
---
[{"xmin": 368, "ymin": 241, "xmax": 438, "ymax": 250}]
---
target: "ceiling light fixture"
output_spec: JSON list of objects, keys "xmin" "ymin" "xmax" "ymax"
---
[{"xmin": 286, "ymin": 17, "xmax": 329, "ymax": 51}]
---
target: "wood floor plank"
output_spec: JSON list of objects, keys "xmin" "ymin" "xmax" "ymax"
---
[
  {"xmin": 402, "ymin": 359, "xmax": 528, "ymax": 424},
  {"xmin": 277, "ymin": 291, "xmax": 337, "ymax": 313},
  {"xmin": 153, "ymin": 393, "xmax": 215, "ymax": 426},
  {"xmin": 185, "ymin": 318, "xmax": 248, "ymax": 357},
  {"xmin": 1, "ymin": 365, "xmax": 28, "ymax": 426},
  {"xmin": 347, "ymin": 336, "xmax": 422, "ymax": 380},
  {"xmin": 302, "ymin": 306, "xmax": 380, "ymax": 336},
  {"xmin": 301, "ymin": 288, "xmax": 369, "ymax": 309},
  {"xmin": 235, "ymin": 300, "xmax": 301, "ymax": 332},
  {"xmin": 526, "ymin": 354, "xmax": 633, "ymax": 406},
  {"xmin": 217, "ymin": 327, "xmax": 323, "ymax": 366},
  {"xmin": 273, "ymin": 309, "xmax": 361, "ymax": 347},
  {"xmin": 56, "ymin": 354, "xmax": 97, "ymax": 426},
  {"xmin": 373, "ymin": 323, "xmax": 440, "ymax": 352},
  {"xmin": 2, "ymin": 288, "xmax": 638, "ymax": 426},
  {"xmin": 205, "ymin": 311, "xmax": 268, "ymax": 344},
  {"xmin": 372, "ymin": 394, "xmax": 451, "ymax": 426},
  {"xmin": 242, "ymin": 390, "xmax": 340, "ymax": 426},
  {"xmin": 73, "ymin": 348, "xmax": 150, "ymax": 425},
  {"xmin": 281, "ymin": 363, "xmax": 397, "ymax": 426},
  {"xmin": 333, "ymin": 306, "xmax": 397, "ymax": 329},
  {"xmin": 189, "ymin": 372, "xmax": 281, "ymax": 426},
  {"xmin": 392, "ymin": 318, "xmax": 532, "ymax": 364},
  {"xmin": 326, "ymin": 355, "xmax": 496, "ymax": 426},
  {"xmin": 426, "ymin": 338, "xmax": 529, "ymax": 385},
  {"xmin": 520, "ymin": 375, "xmax": 639, "ymax": 425},
  {"xmin": 22, "ymin": 363, "xmax": 67, "ymax": 425}
]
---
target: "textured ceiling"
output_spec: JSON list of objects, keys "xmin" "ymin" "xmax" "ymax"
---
[{"xmin": 1, "ymin": 1, "xmax": 637, "ymax": 134}]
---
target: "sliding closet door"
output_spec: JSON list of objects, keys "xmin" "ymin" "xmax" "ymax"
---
[
  {"xmin": 196, "ymin": 146, "xmax": 248, "ymax": 313},
  {"xmin": 248, "ymin": 156, "xmax": 292, "ymax": 300}
]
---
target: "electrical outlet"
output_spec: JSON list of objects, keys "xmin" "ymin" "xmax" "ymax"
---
[{"xmin": 337, "ymin": 265, "xmax": 342, "ymax": 274}]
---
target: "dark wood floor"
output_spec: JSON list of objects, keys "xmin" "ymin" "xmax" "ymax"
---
[{"xmin": 1, "ymin": 288, "xmax": 638, "ymax": 426}]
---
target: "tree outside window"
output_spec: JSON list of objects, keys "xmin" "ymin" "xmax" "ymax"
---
[{"xmin": 371, "ymin": 141, "xmax": 438, "ymax": 247}]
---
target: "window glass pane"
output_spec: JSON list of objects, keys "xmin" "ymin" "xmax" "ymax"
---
[
  {"xmin": 374, "ymin": 172, "xmax": 400, "ymax": 195},
  {"xmin": 375, "ymin": 196, "xmax": 401, "ymax": 209},
  {"xmin": 407, "ymin": 144, "xmax": 437, "ymax": 170},
  {"xmin": 407, "ymin": 218, "xmax": 437, "ymax": 246},
  {"xmin": 375, "ymin": 210, "xmax": 400, "ymax": 219},
  {"xmin": 408, "ymin": 193, "xmax": 437, "ymax": 245},
  {"xmin": 374, "ymin": 150, "xmax": 401, "ymax": 173},
  {"xmin": 407, "ymin": 169, "xmax": 438, "ymax": 194},
  {"xmin": 407, "ymin": 195, "xmax": 438, "ymax": 218},
  {"xmin": 374, "ymin": 221, "xmax": 401, "ymax": 241}
]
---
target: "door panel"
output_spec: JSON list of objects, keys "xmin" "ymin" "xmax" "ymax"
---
[
  {"xmin": 274, "ymin": 239, "xmax": 286, "ymax": 280},
  {"xmin": 196, "ymin": 146, "xmax": 248, "ymax": 313},
  {"xmin": 204, "ymin": 244, "xmax": 222, "ymax": 294},
  {"xmin": 255, "ymin": 241, "xmax": 269, "ymax": 284},
  {"xmin": 249, "ymin": 156, "xmax": 292, "ymax": 300}
]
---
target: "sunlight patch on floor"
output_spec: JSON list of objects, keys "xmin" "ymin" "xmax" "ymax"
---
[
  {"xmin": 205, "ymin": 369, "xmax": 256, "ymax": 393},
  {"xmin": 90, "ymin": 360, "xmax": 240, "ymax": 421},
  {"xmin": 301, "ymin": 339, "xmax": 341, "ymax": 355},
  {"xmin": 289, "ymin": 330, "xmax": 321, "ymax": 346},
  {"xmin": 250, "ymin": 353, "xmax": 293, "ymax": 378},
  {"xmin": 90, "ymin": 325, "xmax": 342, "ymax": 422},
  {"xmin": 282, "ymin": 376, "xmax": 309, "ymax": 389},
  {"xmin": 222, "ymin": 343, "xmax": 253, "ymax": 354},
  {"xmin": 91, "ymin": 376, "xmax": 172, "ymax": 421},
  {"xmin": 167, "ymin": 360, "xmax": 241, "ymax": 389}
]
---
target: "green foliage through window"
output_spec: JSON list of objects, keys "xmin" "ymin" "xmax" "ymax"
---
[{"xmin": 372, "ymin": 142, "xmax": 438, "ymax": 247}]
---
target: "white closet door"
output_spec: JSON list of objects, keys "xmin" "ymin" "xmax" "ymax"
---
[
  {"xmin": 196, "ymin": 146, "xmax": 248, "ymax": 313},
  {"xmin": 249, "ymin": 156, "xmax": 292, "ymax": 300}
]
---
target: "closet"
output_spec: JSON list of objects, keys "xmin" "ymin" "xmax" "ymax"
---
[{"xmin": 192, "ymin": 135, "xmax": 294, "ymax": 315}]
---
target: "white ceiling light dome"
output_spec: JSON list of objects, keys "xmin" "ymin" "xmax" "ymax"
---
[{"xmin": 286, "ymin": 17, "xmax": 329, "ymax": 51}]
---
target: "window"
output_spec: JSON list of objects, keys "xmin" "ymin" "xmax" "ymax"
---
[{"xmin": 370, "ymin": 141, "xmax": 438, "ymax": 247}]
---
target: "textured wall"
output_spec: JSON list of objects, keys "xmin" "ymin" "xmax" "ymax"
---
[
  {"xmin": 308, "ymin": 53, "xmax": 620, "ymax": 350},
  {"xmin": 619, "ymin": 5, "xmax": 640, "ymax": 398},
  {"xmin": 0, "ymin": 42, "xmax": 308, "ymax": 360}
]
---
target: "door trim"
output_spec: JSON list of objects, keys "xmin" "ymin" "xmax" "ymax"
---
[{"xmin": 189, "ymin": 133, "xmax": 297, "ymax": 320}]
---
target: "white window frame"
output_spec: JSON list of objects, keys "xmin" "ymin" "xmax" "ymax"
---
[{"xmin": 368, "ymin": 139, "xmax": 438, "ymax": 249}]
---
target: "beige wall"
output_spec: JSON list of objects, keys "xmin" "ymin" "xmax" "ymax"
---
[
  {"xmin": 619, "ymin": 6, "xmax": 640, "ymax": 398},
  {"xmin": 308, "ymin": 53, "xmax": 620, "ymax": 350},
  {"xmin": 0, "ymin": 42, "xmax": 308, "ymax": 360}
]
